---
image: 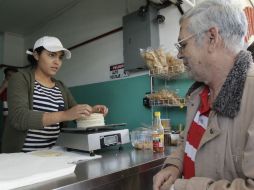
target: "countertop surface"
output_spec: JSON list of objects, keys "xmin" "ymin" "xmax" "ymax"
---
[{"xmin": 17, "ymin": 144, "xmax": 174, "ymax": 190}]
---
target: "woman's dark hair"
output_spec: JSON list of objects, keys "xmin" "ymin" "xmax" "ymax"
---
[{"xmin": 27, "ymin": 46, "xmax": 45, "ymax": 66}]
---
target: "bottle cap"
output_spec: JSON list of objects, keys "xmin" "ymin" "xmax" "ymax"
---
[{"xmin": 154, "ymin": 112, "xmax": 161, "ymax": 117}]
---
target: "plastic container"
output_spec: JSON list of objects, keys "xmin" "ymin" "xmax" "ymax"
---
[
  {"xmin": 170, "ymin": 131, "xmax": 180, "ymax": 146},
  {"xmin": 130, "ymin": 127, "xmax": 153, "ymax": 150},
  {"xmin": 164, "ymin": 128, "xmax": 171, "ymax": 146}
]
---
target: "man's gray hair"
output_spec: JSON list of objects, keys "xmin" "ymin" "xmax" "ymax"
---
[{"xmin": 180, "ymin": 0, "xmax": 247, "ymax": 53}]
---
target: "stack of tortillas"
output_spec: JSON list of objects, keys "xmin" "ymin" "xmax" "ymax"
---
[{"xmin": 77, "ymin": 113, "xmax": 105, "ymax": 128}]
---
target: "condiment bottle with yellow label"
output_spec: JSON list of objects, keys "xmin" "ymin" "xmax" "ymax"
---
[{"xmin": 152, "ymin": 112, "xmax": 164, "ymax": 153}]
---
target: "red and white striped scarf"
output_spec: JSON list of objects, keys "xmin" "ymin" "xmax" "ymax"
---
[{"xmin": 183, "ymin": 86, "xmax": 210, "ymax": 179}]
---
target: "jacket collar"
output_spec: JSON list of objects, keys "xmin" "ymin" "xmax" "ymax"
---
[{"xmin": 187, "ymin": 50, "xmax": 252, "ymax": 118}]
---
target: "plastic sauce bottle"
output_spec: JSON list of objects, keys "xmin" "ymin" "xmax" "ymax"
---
[{"xmin": 152, "ymin": 112, "xmax": 165, "ymax": 153}]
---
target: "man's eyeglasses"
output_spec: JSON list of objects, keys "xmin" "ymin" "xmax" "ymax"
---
[{"xmin": 174, "ymin": 33, "xmax": 198, "ymax": 52}]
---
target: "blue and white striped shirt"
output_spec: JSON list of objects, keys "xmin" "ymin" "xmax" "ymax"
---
[{"xmin": 22, "ymin": 81, "xmax": 64, "ymax": 152}]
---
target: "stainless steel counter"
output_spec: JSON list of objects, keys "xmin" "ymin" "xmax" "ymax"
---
[{"xmin": 17, "ymin": 144, "xmax": 174, "ymax": 190}]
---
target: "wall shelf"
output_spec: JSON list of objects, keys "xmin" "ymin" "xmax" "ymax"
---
[
  {"xmin": 149, "ymin": 66, "xmax": 185, "ymax": 80},
  {"xmin": 149, "ymin": 98, "xmax": 185, "ymax": 108},
  {"xmin": 148, "ymin": 68, "xmax": 186, "ymax": 121}
]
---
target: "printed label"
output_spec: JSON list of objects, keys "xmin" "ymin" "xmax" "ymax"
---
[{"xmin": 152, "ymin": 134, "xmax": 164, "ymax": 148}]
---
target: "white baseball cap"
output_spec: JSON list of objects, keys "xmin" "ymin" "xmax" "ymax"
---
[{"xmin": 26, "ymin": 36, "xmax": 71, "ymax": 59}]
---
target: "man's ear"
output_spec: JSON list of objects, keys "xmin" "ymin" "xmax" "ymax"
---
[{"xmin": 207, "ymin": 27, "xmax": 220, "ymax": 52}]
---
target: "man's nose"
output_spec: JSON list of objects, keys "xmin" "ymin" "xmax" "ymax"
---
[{"xmin": 177, "ymin": 51, "xmax": 183, "ymax": 59}]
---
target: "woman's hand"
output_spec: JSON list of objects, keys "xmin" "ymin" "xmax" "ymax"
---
[
  {"xmin": 43, "ymin": 104, "xmax": 93, "ymax": 126},
  {"xmin": 92, "ymin": 105, "xmax": 108, "ymax": 116},
  {"xmin": 64, "ymin": 104, "xmax": 93, "ymax": 120}
]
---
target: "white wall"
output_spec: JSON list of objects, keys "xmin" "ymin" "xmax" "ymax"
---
[
  {"xmin": 24, "ymin": 0, "xmax": 182, "ymax": 87},
  {"xmin": 25, "ymin": 0, "xmax": 141, "ymax": 87},
  {"xmin": 159, "ymin": 7, "xmax": 182, "ymax": 56},
  {"xmin": 3, "ymin": 33, "xmax": 24, "ymax": 67},
  {"xmin": 24, "ymin": 0, "xmax": 252, "ymax": 87},
  {"xmin": 26, "ymin": 0, "xmax": 125, "ymax": 47},
  {"xmin": 60, "ymin": 32, "xmax": 124, "ymax": 86}
]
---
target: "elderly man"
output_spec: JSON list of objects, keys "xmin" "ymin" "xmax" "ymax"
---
[{"xmin": 153, "ymin": 0, "xmax": 254, "ymax": 190}]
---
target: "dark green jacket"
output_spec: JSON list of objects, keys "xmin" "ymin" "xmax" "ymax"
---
[{"xmin": 2, "ymin": 68, "xmax": 77, "ymax": 153}]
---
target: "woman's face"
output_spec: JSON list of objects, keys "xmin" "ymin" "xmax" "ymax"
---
[{"xmin": 35, "ymin": 50, "xmax": 64, "ymax": 77}]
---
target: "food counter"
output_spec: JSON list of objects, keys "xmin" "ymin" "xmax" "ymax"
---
[{"xmin": 17, "ymin": 144, "xmax": 174, "ymax": 190}]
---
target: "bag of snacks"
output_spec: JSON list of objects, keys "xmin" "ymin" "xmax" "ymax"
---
[{"xmin": 140, "ymin": 47, "xmax": 185, "ymax": 76}]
